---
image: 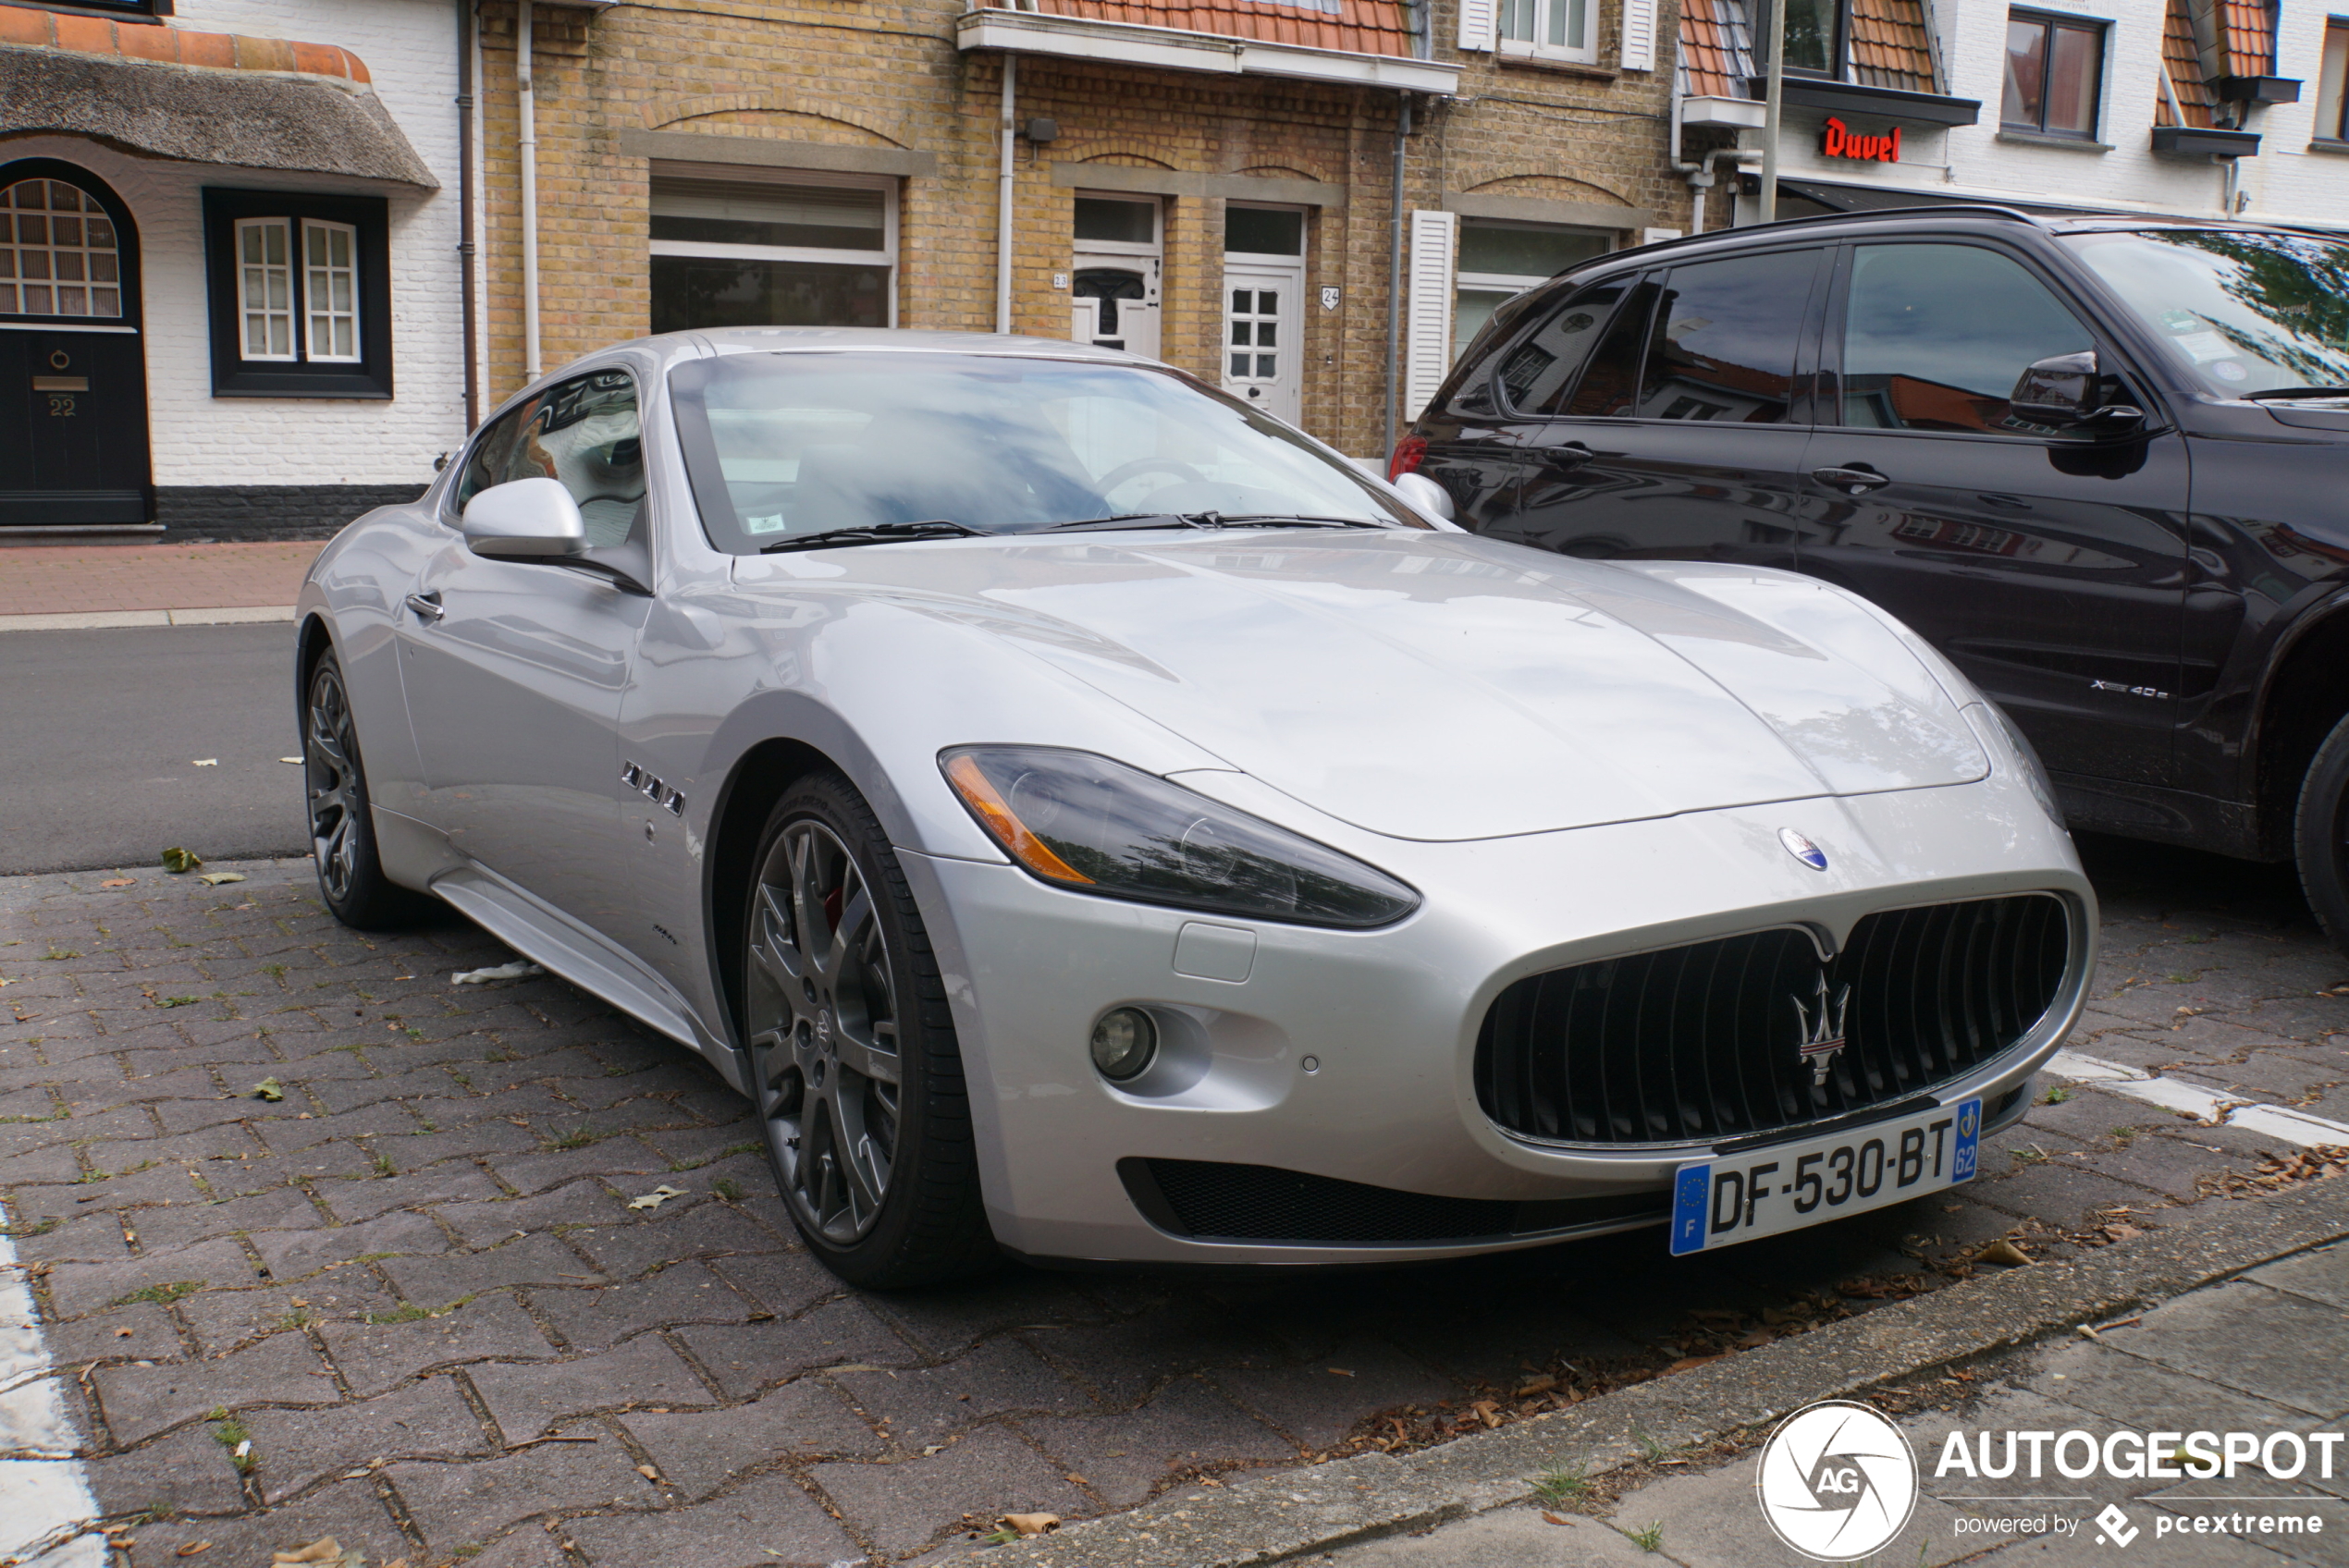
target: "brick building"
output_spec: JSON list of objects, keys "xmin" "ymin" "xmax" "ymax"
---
[
  {"xmin": 472, "ymin": 0, "xmax": 1689, "ymax": 460},
  {"xmin": 0, "ymin": 0, "xmax": 464, "ymax": 539}
]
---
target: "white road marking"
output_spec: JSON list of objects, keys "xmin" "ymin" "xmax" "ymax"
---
[
  {"xmin": 0, "ymin": 1231, "xmax": 104, "ymax": 1568},
  {"xmin": 2043, "ymin": 1050, "xmax": 2349, "ymax": 1146}
]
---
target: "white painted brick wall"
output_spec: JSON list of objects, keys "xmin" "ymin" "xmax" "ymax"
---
[
  {"xmin": 1738, "ymin": 0, "xmax": 2349, "ymax": 231},
  {"xmin": 11, "ymin": 0, "xmax": 465, "ymax": 491}
]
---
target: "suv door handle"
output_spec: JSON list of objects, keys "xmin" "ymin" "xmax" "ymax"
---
[
  {"xmin": 1544, "ymin": 442, "xmax": 1596, "ymax": 470},
  {"xmin": 405, "ymin": 591, "xmax": 446, "ymax": 623},
  {"xmin": 1812, "ymin": 465, "xmax": 1889, "ymax": 495}
]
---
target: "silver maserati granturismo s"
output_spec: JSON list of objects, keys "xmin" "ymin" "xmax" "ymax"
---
[{"xmin": 295, "ymin": 327, "xmax": 2092, "ymax": 1286}]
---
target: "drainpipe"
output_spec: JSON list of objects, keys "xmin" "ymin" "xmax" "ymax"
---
[
  {"xmin": 1383, "ymin": 92, "xmax": 1413, "ymax": 459},
  {"xmin": 456, "ymin": 0, "xmax": 479, "ymax": 429},
  {"xmin": 1758, "ymin": 0, "xmax": 1786, "ymax": 223},
  {"xmin": 996, "ymin": 54, "xmax": 1016, "ymax": 335},
  {"xmin": 518, "ymin": 0, "xmax": 541, "ymax": 383}
]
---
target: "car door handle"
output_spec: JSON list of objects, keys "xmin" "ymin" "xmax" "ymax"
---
[
  {"xmin": 405, "ymin": 591, "xmax": 446, "ymax": 623},
  {"xmin": 1812, "ymin": 465, "xmax": 1889, "ymax": 495},
  {"xmin": 1543, "ymin": 442, "xmax": 1596, "ymax": 470}
]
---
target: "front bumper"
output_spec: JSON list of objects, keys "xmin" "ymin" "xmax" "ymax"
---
[{"xmin": 898, "ymin": 775, "xmax": 2093, "ymax": 1266}]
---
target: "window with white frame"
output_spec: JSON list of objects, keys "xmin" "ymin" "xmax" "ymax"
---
[
  {"xmin": 302, "ymin": 220, "xmax": 360, "ymax": 361},
  {"xmin": 0, "ymin": 178, "xmax": 123, "ymax": 319},
  {"xmin": 204, "ymin": 189, "xmax": 390, "ymax": 398},
  {"xmin": 649, "ymin": 167, "xmax": 896, "ymax": 332},
  {"xmin": 1498, "ymin": 0, "xmax": 1597, "ymax": 62},
  {"xmin": 236, "ymin": 218, "xmax": 294, "ymax": 360},
  {"xmin": 1453, "ymin": 220, "xmax": 1613, "ymax": 361}
]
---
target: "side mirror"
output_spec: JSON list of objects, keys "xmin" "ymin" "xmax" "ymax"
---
[
  {"xmin": 2009, "ymin": 351, "xmax": 2098, "ymax": 426},
  {"xmin": 462, "ymin": 477, "xmax": 584, "ymax": 559},
  {"xmin": 1392, "ymin": 472, "xmax": 1456, "ymax": 522}
]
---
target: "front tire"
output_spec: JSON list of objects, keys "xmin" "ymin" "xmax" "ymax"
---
[
  {"xmin": 303, "ymin": 650, "xmax": 428, "ymax": 931},
  {"xmin": 744, "ymin": 771, "xmax": 994, "ymax": 1288}
]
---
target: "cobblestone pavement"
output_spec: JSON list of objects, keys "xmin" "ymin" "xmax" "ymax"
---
[{"xmin": 2, "ymin": 838, "xmax": 2344, "ymax": 1568}]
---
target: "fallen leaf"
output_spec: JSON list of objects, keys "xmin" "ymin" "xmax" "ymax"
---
[
  {"xmin": 1515, "ymin": 1374, "xmax": 1558, "ymax": 1397},
  {"xmin": 1000, "ymin": 1513, "xmax": 1061, "ymax": 1537},
  {"xmin": 251, "ymin": 1078, "xmax": 285, "ymax": 1103},
  {"xmin": 271, "ymin": 1539, "xmax": 363, "ymax": 1567},
  {"xmin": 451, "ymin": 960, "xmax": 547, "ymax": 986},
  {"xmin": 1543, "ymin": 1512, "xmax": 1576, "ymax": 1527},
  {"xmin": 100, "ymin": 878, "xmax": 135, "ymax": 888},
  {"xmin": 627, "ymin": 1184, "xmax": 688, "ymax": 1211},
  {"xmin": 160, "ymin": 848, "xmax": 203, "ymax": 874},
  {"xmin": 1663, "ymin": 1354, "xmax": 1728, "ymax": 1375},
  {"xmin": 191, "ymin": 758, "xmax": 217, "ymax": 767},
  {"xmin": 115, "ymin": 1327, "xmax": 134, "ymax": 1338},
  {"xmin": 635, "ymin": 1464, "xmax": 660, "ymax": 1481},
  {"xmin": 174, "ymin": 1544, "xmax": 213, "ymax": 1558},
  {"xmin": 1976, "ymin": 1239, "xmax": 2033, "ymax": 1268},
  {"xmin": 1470, "ymin": 1399, "xmax": 1503, "ymax": 1427},
  {"xmin": 1327, "ymin": 1366, "xmax": 1355, "ymax": 1377},
  {"xmin": 195, "ymin": 873, "xmax": 246, "ymax": 887}
]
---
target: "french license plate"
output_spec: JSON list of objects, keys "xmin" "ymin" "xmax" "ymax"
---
[{"xmin": 1668, "ymin": 1098, "xmax": 1981, "ymax": 1256}]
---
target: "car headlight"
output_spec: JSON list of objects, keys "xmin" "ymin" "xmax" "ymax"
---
[
  {"xmin": 1971, "ymin": 702, "xmax": 2064, "ymax": 827},
  {"xmin": 940, "ymin": 746, "xmax": 1420, "ymax": 928}
]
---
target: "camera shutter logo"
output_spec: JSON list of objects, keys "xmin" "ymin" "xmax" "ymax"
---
[{"xmin": 1754, "ymin": 1400, "xmax": 1918, "ymax": 1561}]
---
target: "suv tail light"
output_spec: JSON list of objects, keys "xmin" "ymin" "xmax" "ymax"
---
[{"xmin": 1387, "ymin": 435, "xmax": 1427, "ymax": 482}]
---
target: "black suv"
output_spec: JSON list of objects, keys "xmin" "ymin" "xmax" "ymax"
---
[{"xmin": 1397, "ymin": 207, "xmax": 2349, "ymax": 947}]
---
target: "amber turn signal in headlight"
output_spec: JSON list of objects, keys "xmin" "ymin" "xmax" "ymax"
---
[{"xmin": 939, "ymin": 745, "xmax": 1420, "ymax": 928}]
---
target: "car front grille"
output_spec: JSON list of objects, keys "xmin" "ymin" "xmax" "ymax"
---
[
  {"xmin": 1475, "ymin": 894, "xmax": 2072, "ymax": 1147},
  {"xmin": 1118, "ymin": 1158, "xmax": 1667, "ymax": 1245}
]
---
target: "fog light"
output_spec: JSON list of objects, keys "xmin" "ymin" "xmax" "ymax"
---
[{"xmin": 1089, "ymin": 1007, "xmax": 1157, "ymax": 1081}]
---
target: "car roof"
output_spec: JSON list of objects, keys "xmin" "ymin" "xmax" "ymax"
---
[
  {"xmin": 1590, "ymin": 205, "xmax": 2327, "ymax": 273},
  {"xmin": 682, "ymin": 326, "xmax": 1150, "ymax": 364}
]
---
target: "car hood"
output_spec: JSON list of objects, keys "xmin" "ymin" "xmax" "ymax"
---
[{"xmin": 733, "ymin": 531, "xmax": 1987, "ymax": 842}]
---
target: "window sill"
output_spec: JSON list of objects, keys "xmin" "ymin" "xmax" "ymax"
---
[
  {"xmin": 2307, "ymin": 138, "xmax": 2349, "ymax": 155},
  {"xmin": 1996, "ymin": 129, "xmax": 2111, "ymax": 151},
  {"xmin": 1494, "ymin": 48, "xmax": 1616, "ymax": 80}
]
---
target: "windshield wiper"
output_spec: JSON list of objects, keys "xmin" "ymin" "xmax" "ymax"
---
[
  {"xmin": 1186, "ymin": 513, "xmax": 1387, "ymax": 530},
  {"xmin": 2241, "ymin": 386, "xmax": 2349, "ymax": 401},
  {"xmin": 759, "ymin": 520, "xmax": 984, "ymax": 554},
  {"xmin": 1042, "ymin": 514, "xmax": 1200, "ymax": 533}
]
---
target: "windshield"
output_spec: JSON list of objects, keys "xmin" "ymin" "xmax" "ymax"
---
[
  {"xmin": 668, "ymin": 351, "xmax": 1420, "ymax": 553},
  {"xmin": 2061, "ymin": 229, "xmax": 2349, "ymax": 399}
]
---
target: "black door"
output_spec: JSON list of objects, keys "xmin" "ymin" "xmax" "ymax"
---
[
  {"xmin": 1474, "ymin": 247, "xmax": 1827, "ymax": 570},
  {"xmin": 0, "ymin": 167, "xmax": 150, "ymax": 527},
  {"xmin": 1796, "ymin": 240, "xmax": 2189, "ymax": 786}
]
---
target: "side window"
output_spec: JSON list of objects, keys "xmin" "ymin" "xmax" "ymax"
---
[
  {"xmin": 1837, "ymin": 244, "xmax": 2096, "ymax": 434},
  {"xmin": 1633, "ymin": 250, "xmax": 1820, "ymax": 423},
  {"xmin": 1494, "ymin": 276, "xmax": 1637, "ymax": 415},
  {"xmin": 1559, "ymin": 279, "xmax": 1660, "ymax": 418},
  {"xmin": 455, "ymin": 370, "xmax": 646, "ymax": 546}
]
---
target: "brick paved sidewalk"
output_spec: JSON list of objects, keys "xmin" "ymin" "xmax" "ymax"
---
[
  {"xmin": 1, "ymin": 845, "xmax": 2345, "ymax": 1567},
  {"xmin": 0, "ymin": 544, "xmax": 320, "ymax": 617},
  {"xmin": 1323, "ymin": 1238, "xmax": 2349, "ymax": 1567}
]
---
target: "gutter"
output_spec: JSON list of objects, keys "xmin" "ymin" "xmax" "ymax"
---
[
  {"xmin": 1383, "ymin": 92, "xmax": 1412, "ymax": 459},
  {"xmin": 456, "ymin": 0, "xmax": 479, "ymax": 428},
  {"xmin": 518, "ymin": 0, "xmax": 540, "ymax": 383},
  {"xmin": 996, "ymin": 53, "xmax": 1015, "ymax": 335}
]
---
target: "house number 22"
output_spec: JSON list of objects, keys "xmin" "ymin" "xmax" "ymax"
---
[{"xmin": 47, "ymin": 393, "xmax": 75, "ymax": 418}]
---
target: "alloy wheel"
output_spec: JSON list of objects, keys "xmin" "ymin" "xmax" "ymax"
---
[
  {"xmin": 746, "ymin": 817, "xmax": 904, "ymax": 1244},
  {"xmin": 305, "ymin": 661, "xmax": 364, "ymax": 904}
]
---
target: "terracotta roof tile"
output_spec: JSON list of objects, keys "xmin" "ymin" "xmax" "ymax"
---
[
  {"xmin": 0, "ymin": 2, "xmax": 371, "ymax": 81},
  {"xmin": 2158, "ymin": 0, "xmax": 2216, "ymax": 127},
  {"xmin": 1678, "ymin": 0, "xmax": 1753, "ymax": 100},
  {"xmin": 1027, "ymin": 0, "xmax": 1415, "ymax": 58},
  {"xmin": 1847, "ymin": 0, "xmax": 1936, "ymax": 92},
  {"xmin": 2217, "ymin": 0, "xmax": 2274, "ymax": 77}
]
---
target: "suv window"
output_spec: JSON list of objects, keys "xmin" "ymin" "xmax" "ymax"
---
[
  {"xmin": 1836, "ymin": 244, "xmax": 2097, "ymax": 434},
  {"xmin": 1632, "ymin": 251, "xmax": 1819, "ymax": 423},
  {"xmin": 1494, "ymin": 276, "xmax": 1635, "ymax": 415},
  {"xmin": 455, "ymin": 369, "xmax": 646, "ymax": 545}
]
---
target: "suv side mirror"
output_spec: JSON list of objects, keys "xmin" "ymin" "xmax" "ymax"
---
[
  {"xmin": 1393, "ymin": 472, "xmax": 1456, "ymax": 522},
  {"xmin": 462, "ymin": 477, "xmax": 585, "ymax": 559},
  {"xmin": 2010, "ymin": 351, "xmax": 2146, "ymax": 435}
]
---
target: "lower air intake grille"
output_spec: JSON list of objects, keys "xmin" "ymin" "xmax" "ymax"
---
[
  {"xmin": 1475, "ymin": 894, "xmax": 2071, "ymax": 1147},
  {"xmin": 1120, "ymin": 1158, "xmax": 1665, "ymax": 1245}
]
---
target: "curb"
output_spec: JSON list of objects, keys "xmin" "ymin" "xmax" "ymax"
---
[
  {"xmin": 0, "ymin": 605, "xmax": 295, "ymax": 631},
  {"xmin": 981, "ymin": 1177, "xmax": 2349, "ymax": 1567}
]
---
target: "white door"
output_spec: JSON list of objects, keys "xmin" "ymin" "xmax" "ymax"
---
[
  {"xmin": 1221, "ymin": 263, "xmax": 1303, "ymax": 424},
  {"xmin": 1071, "ymin": 254, "xmax": 1161, "ymax": 360}
]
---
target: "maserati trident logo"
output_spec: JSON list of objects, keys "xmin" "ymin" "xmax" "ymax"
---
[
  {"xmin": 1779, "ymin": 827, "xmax": 1829, "ymax": 870},
  {"xmin": 1792, "ymin": 972, "xmax": 1853, "ymax": 1087}
]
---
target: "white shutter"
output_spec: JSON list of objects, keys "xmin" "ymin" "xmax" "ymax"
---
[
  {"xmin": 1618, "ymin": 0, "xmax": 1656, "ymax": 70},
  {"xmin": 1457, "ymin": 0, "xmax": 1494, "ymax": 53},
  {"xmin": 1404, "ymin": 210, "xmax": 1457, "ymax": 422}
]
